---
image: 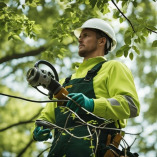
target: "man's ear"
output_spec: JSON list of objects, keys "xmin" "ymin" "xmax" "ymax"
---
[{"xmin": 98, "ymin": 37, "xmax": 106, "ymax": 46}]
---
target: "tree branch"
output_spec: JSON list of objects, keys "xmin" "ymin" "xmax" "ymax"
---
[
  {"xmin": 17, "ymin": 139, "xmax": 34, "ymax": 157},
  {"xmin": 146, "ymin": 27, "xmax": 157, "ymax": 34},
  {"xmin": 111, "ymin": 0, "xmax": 136, "ymax": 33},
  {"xmin": 0, "ymin": 46, "xmax": 46, "ymax": 64},
  {"xmin": 0, "ymin": 121, "xmax": 34, "ymax": 132},
  {"xmin": 0, "ymin": 108, "xmax": 43, "ymax": 132},
  {"xmin": 37, "ymin": 146, "xmax": 51, "ymax": 157}
]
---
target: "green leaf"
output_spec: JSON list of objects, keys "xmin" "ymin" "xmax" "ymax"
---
[
  {"xmin": 85, "ymin": 0, "xmax": 90, "ymax": 4},
  {"xmin": 12, "ymin": 35, "xmax": 22, "ymax": 41},
  {"xmin": 137, "ymin": 37, "xmax": 141, "ymax": 43},
  {"xmin": 121, "ymin": 45, "xmax": 130, "ymax": 51},
  {"xmin": 87, "ymin": 120, "xmax": 98, "ymax": 125},
  {"xmin": 124, "ymin": 50, "xmax": 129, "ymax": 57},
  {"xmin": 83, "ymin": 137, "xmax": 90, "ymax": 140},
  {"xmin": 102, "ymin": 4, "xmax": 110, "ymax": 14},
  {"xmin": 89, "ymin": 0, "xmax": 97, "ymax": 8},
  {"xmin": 71, "ymin": 113, "xmax": 76, "ymax": 120},
  {"xmin": 147, "ymin": 25, "xmax": 157, "ymax": 31},
  {"xmin": 129, "ymin": 52, "xmax": 134, "ymax": 60},
  {"xmin": 134, "ymin": 38, "xmax": 141, "ymax": 43},
  {"xmin": 62, "ymin": 133, "xmax": 66, "ymax": 136},
  {"xmin": 124, "ymin": 37, "xmax": 131, "ymax": 45},
  {"xmin": 119, "ymin": 45, "xmax": 130, "ymax": 57},
  {"xmin": 4, "ymin": 23, "xmax": 8, "ymax": 32},
  {"xmin": 119, "ymin": 17, "xmax": 123, "ymax": 23},
  {"xmin": 103, "ymin": 0, "xmax": 108, "ymax": 3},
  {"xmin": 132, "ymin": 46, "xmax": 140, "ymax": 55},
  {"xmin": 124, "ymin": 30, "xmax": 133, "ymax": 45},
  {"xmin": 113, "ymin": 10, "xmax": 120, "ymax": 19},
  {"xmin": 140, "ymin": 36, "xmax": 145, "ymax": 41},
  {"xmin": 89, "ymin": 145, "xmax": 95, "ymax": 149},
  {"xmin": 0, "ymin": 2, "xmax": 7, "ymax": 9},
  {"xmin": 116, "ymin": 50, "xmax": 123, "ymax": 57},
  {"xmin": 97, "ymin": 1, "xmax": 102, "ymax": 8},
  {"xmin": 8, "ymin": 35, "xmax": 12, "ymax": 40},
  {"xmin": 57, "ymin": 54, "xmax": 63, "ymax": 59},
  {"xmin": 152, "ymin": 40, "xmax": 157, "ymax": 47},
  {"xmin": 32, "ymin": 24, "xmax": 42, "ymax": 34},
  {"xmin": 22, "ymin": 5, "xmax": 25, "ymax": 9},
  {"xmin": 122, "ymin": 1, "xmax": 127, "ymax": 7},
  {"xmin": 68, "ymin": 128, "xmax": 74, "ymax": 131},
  {"xmin": 132, "ymin": 1, "xmax": 137, "ymax": 7},
  {"xmin": 125, "ymin": 29, "xmax": 133, "ymax": 37},
  {"xmin": 29, "ymin": 0, "xmax": 33, "ymax": 3}
]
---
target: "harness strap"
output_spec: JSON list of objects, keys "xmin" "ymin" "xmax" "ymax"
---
[
  {"xmin": 64, "ymin": 75, "xmax": 72, "ymax": 84},
  {"xmin": 64, "ymin": 61, "xmax": 106, "ymax": 85},
  {"xmin": 84, "ymin": 61, "xmax": 106, "ymax": 81}
]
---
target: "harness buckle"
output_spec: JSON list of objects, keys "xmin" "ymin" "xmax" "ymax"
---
[{"xmin": 84, "ymin": 78, "xmax": 90, "ymax": 81}]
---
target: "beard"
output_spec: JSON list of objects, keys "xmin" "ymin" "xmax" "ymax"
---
[{"xmin": 78, "ymin": 45, "xmax": 97, "ymax": 57}]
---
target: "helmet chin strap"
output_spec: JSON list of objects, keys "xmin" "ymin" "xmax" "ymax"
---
[
  {"xmin": 104, "ymin": 38, "xmax": 112, "ymax": 55},
  {"xmin": 106, "ymin": 39, "xmax": 110, "ymax": 50}
]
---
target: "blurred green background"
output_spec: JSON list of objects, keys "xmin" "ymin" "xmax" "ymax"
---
[{"xmin": 0, "ymin": 0, "xmax": 157, "ymax": 156}]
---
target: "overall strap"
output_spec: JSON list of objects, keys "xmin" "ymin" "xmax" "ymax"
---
[
  {"xmin": 64, "ymin": 75, "xmax": 72, "ymax": 84},
  {"xmin": 63, "ymin": 60, "xmax": 106, "ymax": 84},
  {"xmin": 84, "ymin": 61, "xmax": 106, "ymax": 81}
]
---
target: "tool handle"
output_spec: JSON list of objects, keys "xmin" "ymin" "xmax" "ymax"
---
[{"xmin": 54, "ymin": 87, "xmax": 69, "ymax": 106}]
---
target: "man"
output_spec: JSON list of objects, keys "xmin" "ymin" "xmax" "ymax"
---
[{"xmin": 32, "ymin": 18, "xmax": 140, "ymax": 157}]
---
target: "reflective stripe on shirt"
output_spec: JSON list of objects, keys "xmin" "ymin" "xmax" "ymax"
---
[
  {"xmin": 107, "ymin": 98, "xmax": 120, "ymax": 106},
  {"xmin": 107, "ymin": 96, "xmax": 138, "ymax": 118},
  {"xmin": 123, "ymin": 95, "xmax": 138, "ymax": 118}
]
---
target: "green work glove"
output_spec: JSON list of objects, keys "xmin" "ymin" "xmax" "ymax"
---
[
  {"xmin": 33, "ymin": 126, "xmax": 52, "ymax": 141},
  {"xmin": 66, "ymin": 93, "xmax": 94, "ymax": 113}
]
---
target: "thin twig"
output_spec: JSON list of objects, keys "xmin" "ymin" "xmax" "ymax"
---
[
  {"xmin": 0, "ymin": 108, "xmax": 43, "ymax": 132},
  {"xmin": 17, "ymin": 139, "xmax": 34, "ymax": 157},
  {"xmin": 87, "ymin": 126, "xmax": 95, "ymax": 155},
  {"xmin": 37, "ymin": 146, "xmax": 51, "ymax": 157},
  {"xmin": 35, "ymin": 96, "xmax": 141, "ymax": 156},
  {"xmin": 55, "ymin": 95, "xmax": 140, "ymax": 135},
  {"xmin": 64, "ymin": 94, "xmax": 114, "ymax": 123},
  {"xmin": 146, "ymin": 27, "xmax": 157, "ymax": 34},
  {"xmin": 60, "ymin": 106, "xmax": 119, "ymax": 132},
  {"xmin": 111, "ymin": 0, "xmax": 136, "ymax": 33},
  {"xmin": 47, "ymin": 122, "xmax": 92, "ymax": 139},
  {"xmin": 64, "ymin": 110, "xmax": 72, "ymax": 129},
  {"xmin": 95, "ymin": 129, "xmax": 100, "ymax": 154}
]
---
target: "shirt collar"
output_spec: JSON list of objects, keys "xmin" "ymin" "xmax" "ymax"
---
[{"xmin": 75, "ymin": 56, "xmax": 106, "ymax": 70}]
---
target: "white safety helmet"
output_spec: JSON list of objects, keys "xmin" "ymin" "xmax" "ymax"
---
[{"xmin": 74, "ymin": 18, "xmax": 117, "ymax": 52}]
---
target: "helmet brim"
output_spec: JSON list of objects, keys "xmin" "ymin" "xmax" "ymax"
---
[{"xmin": 74, "ymin": 27, "xmax": 83, "ymax": 38}]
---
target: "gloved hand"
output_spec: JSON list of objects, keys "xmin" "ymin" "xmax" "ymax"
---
[
  {"xmin": 33, "ymin": 126, "xmax": 52, "ymax": 141},
  {"xmin": 66, "ymin": 93, "xmax": 94, "ymax": 113}
]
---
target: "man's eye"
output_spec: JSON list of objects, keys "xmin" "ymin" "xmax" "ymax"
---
[
  {"xmin": 83, "ymin": 34, "xmax": 88, "ymax": 37},
  {"xmin": 79, "ymin": 34, "xmax": 89, "ymax": 39}
]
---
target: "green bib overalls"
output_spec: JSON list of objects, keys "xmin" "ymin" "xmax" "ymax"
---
[{"xmin": 48, "ymin": 61, "xmax": 118, "ymax": 157}]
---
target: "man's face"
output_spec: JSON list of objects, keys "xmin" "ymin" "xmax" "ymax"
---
[{"xmin": 78, "ymin": 29, "xmax": 99, "ymax": 58}]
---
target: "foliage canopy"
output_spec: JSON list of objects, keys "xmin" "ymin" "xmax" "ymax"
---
[{"xmin": 0, "ymin": 0, "xmax": 156, "ymax": 156}]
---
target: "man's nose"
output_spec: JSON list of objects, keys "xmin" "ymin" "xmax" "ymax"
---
[{"xmin": 78, "ymin": 37, "xmax": 83, "ymax": 43}]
